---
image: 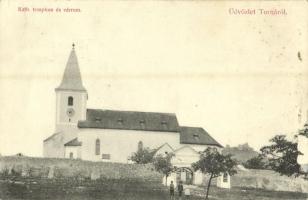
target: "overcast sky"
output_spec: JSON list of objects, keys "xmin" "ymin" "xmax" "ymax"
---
[{"xmin": 0, "ymin": 0, "xmax": 307, "ymax": 156}]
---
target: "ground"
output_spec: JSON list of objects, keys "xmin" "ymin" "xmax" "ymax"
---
[
  {"xmin": 0, "ymin": 179, "xmax": 307, "ymax": 200},
  {"xmin": 0, "ymin": 157, "xmax": 307, "ymax": 199}
]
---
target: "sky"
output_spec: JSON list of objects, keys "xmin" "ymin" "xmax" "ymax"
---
[{"xmin": 0, "ymin": 0, "xmax": 308, "ymax": 157}]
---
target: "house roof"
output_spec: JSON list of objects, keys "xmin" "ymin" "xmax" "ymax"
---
[
  {"xmin": 179, "ymin": 126, "xmax": 223, "ymax": 147},
  {"xmin": 43, "ymin": 132, "xmax": 61, "ymax": 142},
  {"xmin": 154, "ymin": 143, "xmax": 175, "ymax": 156},
  {"xmin": 78, "ymin": 109, "xmax": 179, "ymax": 132},
  {"xmin": 55, "ymin": 46, "xmax": 86, "ymax": 92},
  {"xmin": 173, "ymin": 145, "xmax": 199, "ymax": 154},
  {"xmin": 155, "ymin": 143, "xmax": 175, "ymax": 152},
  {"xmin": 64, "ymin": 138, "xmax": 82, "ymax": 146}
]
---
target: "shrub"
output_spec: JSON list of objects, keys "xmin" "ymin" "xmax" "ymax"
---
[{"xmin": 243, "ymin": 154, "xmax": 266, "ymax": 169}]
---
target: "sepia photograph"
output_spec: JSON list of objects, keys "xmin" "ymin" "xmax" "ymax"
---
[{"xmin": 0, "ymin": 0, "xmax": 308, "ymax": 199}]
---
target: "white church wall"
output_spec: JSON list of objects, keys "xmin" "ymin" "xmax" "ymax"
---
[
  {"xmin": 78, "ymin": 128, "xmax": 180, "ymax": 163},
  {"xmin": 43, "ymin": 133, "xmax": 65, "ymax": 158},
  {"xmin": 64, "ymin": 146, "xmax": 80, "ymax": 159}
]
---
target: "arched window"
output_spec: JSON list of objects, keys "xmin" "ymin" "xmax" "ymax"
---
[
  {"xmin": 69, "ymin": 152, "xmax": 74, "ymax": 159},
  {"xmin": 68, "ymin": 96, "xmax": 73, "ymax": 106},
  {"xmin": 138, "ymin": 141, "xmax": 143, "ymax": 151},
  {"xmin": 95, "ymin": 139, "xmax": 100, "ymax": 155}
]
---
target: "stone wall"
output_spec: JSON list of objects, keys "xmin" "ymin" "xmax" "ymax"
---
[{"xmin": 0, "ymin": 156, "xmax": 162, "ymax": 182}]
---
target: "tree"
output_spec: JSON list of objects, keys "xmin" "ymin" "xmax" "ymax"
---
[
  {"xmin": 243, "ymin": 154, "xmax": 266, "ymax": 169},
  {"xmin": 260, "ymin": 135, "xmax": 304, "ymax": 177},
  {"xmin": 192, "ymin": 147, "xmax": 237, "ymax": 200},
  {"xmin": 130, "ymin": 147, "xmax": 155, "ymax": 164},
  {"xmin": 153, "ymin": 153, "xmax": 174, "ymax": 186}
]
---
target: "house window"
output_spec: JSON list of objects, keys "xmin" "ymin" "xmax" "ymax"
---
[
  {"xmin": 95, "ymin": 117, "xmax": 101, "ymax": 123},
  {"xmin": 68, "ymin": 96, "xmax": 73, "ymax": 106},
  {"xmin": 95, "ymin": 139, "xmax": 100, "ymax": 155},
  {"xmin": 138, "ymin": 141, "xmax": 143, "ymax": 150},
  {"xmin": 69, "ymin": 152, "xmax": 74, "ymax": 159},
  {"xmin": 223, "ymin": 172, "xmax": 228, "ymax": 182},
  {"xmin": 102, "ymin": 154, "xmax": 111, "ymax": 160},
  {"xmin": 139, "ymin": 120, "xmax": 145, "ymax": 129},
  {"xmin": 193, "ymin": 134, "xmax": 199, "ymax": 140},
  {"xmin": 161, "ymin": 121, "xmax": 168, "ymax": 129},
  {"xmin": 117, "ymin": 118, "xmax": 124, "ymax": 125}
]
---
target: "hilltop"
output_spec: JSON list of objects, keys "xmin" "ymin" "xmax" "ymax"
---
[{"xmin": 222, "ymin": 143, "xmax": 259, "ymax": 163}]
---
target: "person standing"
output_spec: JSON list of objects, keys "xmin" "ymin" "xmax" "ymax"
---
[
  {"xmin": 177, "ymin": 181, "xmax": 184, "ymax": 200},
  {"xmin": 170, "ymin": 181, "xmax": 175, "ymax": 200}
]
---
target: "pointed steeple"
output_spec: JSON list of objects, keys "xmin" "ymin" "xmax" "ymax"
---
[{"xmin": 56, "ymin": 44, "xmax": 86, "ymax": 92}]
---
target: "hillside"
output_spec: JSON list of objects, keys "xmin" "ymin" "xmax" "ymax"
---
[{"xmin": 222, "ymin": 143, "xmax": 259, "ymax": 163}]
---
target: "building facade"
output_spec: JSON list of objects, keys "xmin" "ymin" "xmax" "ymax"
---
[{"xmin": 43, "ymin": 46, "xmax": 224, "ymax": 185}]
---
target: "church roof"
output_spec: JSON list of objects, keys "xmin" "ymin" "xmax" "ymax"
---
[
  {"xmin": 64, "ymin": 138, "xmax": 82, "ymax": 146},
  {"xmin": 78, "ymin": 109, "xmax": 179, "ymax": 132},
  {"xmin": 43, "ymin": 132, "xmax": 61, "ymax": 142},
  {"xmin": 55, "ymin": 46, "xmax": 86, "ymax": 92},
  {"xmin": 179, "ymin": 126, "xmax": 223, "ymax": 147}
]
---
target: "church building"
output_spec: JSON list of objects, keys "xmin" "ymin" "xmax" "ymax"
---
[{"xmin": 43, "ymin": 45, "xmax": 223, "ymax": 185}]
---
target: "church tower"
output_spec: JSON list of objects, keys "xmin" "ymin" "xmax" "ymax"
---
[{"xmin": 55, "ymin": 44, "xmax": 87, "ymax": 132}]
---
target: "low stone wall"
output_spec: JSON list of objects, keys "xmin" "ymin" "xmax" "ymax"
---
[{"xmin": 0, "ymin": 156, "xmax": 162, "ymax": 182}]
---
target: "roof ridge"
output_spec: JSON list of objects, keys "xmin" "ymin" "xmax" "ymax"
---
[
  {"xmin": 180, "ymin": 126, "xmax": 204, "ymax": 129},
  {"xmin": 86, "ymin": 108, "xmax": 176, "ymax": 116}
]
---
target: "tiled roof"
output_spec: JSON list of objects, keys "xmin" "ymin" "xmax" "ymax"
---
[
  {"xmin": 64, "ymin": 138, "xmax": 82, "ymax": 146},
  {"xmin": 78, "ymin": 109, "xmax": 179, "ymax": 132},
  {"xmin": 55, "ymin": 48, "xmax": 86, "ymax": 92},
  {"xmin": 179, "ymin": 126, "xmax": 223, "ymax": 147}
]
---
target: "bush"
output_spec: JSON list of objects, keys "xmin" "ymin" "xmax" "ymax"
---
[{"xmin": 243, "ymin": 154, "xmax": 266, "ymax": 169}]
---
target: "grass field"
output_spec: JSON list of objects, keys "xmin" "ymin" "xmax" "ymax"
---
[{"xmin": 0, "ymin": 179, "xmax": 307, "ymax": 200}]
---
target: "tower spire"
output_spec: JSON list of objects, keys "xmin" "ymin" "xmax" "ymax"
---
[{"xmin": 55, "ymin": 44, "xmax": 86, "ymax": 92}]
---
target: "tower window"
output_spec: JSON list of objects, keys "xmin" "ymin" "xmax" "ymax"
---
[
  {"xmin": 95, "ymin": 139, "xmax": 100, "ymax": 155},
  {"xmin": 68, "ymin": 96, "xmax": 74, "ymax": 106}
]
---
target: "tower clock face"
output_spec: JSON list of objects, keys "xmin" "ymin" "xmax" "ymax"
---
[{"xmin": 66, "ymin": 108, "xmax": 75, "ymax": 117}]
